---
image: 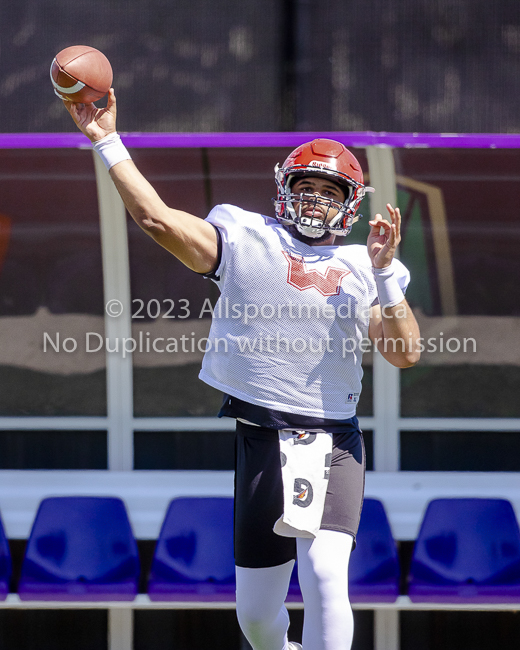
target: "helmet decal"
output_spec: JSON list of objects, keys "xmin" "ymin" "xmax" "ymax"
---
[{"xmin": 308, "ymin": 160, "xmax": 336, "ymax": 170}]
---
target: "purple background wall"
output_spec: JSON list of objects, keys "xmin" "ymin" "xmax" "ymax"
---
[{"xmin": 1, "ymin": 0, "xmax": 519, "ymax": 134}]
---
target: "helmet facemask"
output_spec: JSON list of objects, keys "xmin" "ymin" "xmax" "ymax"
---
[
  {"xmin": 274, "ymin": 164, "xmax": 373, "ymax": 238},
  {"xmin": 273, "ymin": 139, "xmax": 374, "ymax": 239}
]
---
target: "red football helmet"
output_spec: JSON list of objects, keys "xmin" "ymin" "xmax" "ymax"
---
[{"xmin": 274, "ymin": 139, "xmax": 374, "ymax": 238}]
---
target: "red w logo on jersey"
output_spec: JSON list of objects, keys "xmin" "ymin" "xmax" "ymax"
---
[{"xmin": 283, "ymin": 251, "xmax": 351, "ymax": 297}]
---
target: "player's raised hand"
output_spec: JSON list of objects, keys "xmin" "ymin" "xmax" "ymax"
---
[
  {"xmin": 63, "ymin": 88, "xmax": 117, "ymax": 143},
  {"xmin": 367, "ymin": 204, "xmax": 401, "ymax": 268}
]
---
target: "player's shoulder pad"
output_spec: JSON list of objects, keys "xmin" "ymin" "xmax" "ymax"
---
[
  {"xmin": 335, "ymin": 243, "xmax": 373, "ymax": 267},
  {"xmin": 205, "ymin": 204, "xmax": 267, "ymax": 229},
  {"xmin": 337, "ymin": 245, "xmax": 411, "ymax": 290}
]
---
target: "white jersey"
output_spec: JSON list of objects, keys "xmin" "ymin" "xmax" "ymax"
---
[{"xmin": 199, "ymin": 204, "xmax": 410, "ymax": 419}]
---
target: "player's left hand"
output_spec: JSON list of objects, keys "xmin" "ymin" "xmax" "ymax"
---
[{"xmin": 367, "ymin": 204, "xmax": 401, "ymax": 268}]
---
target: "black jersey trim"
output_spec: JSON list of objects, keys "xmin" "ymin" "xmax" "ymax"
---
[
  {"xmin": 219, "ymin": 393, "xmax": 358, "ymax": 431},
  {"xmin": 197, "ymin": 224, "xmax": 222, "ymax": 279}
]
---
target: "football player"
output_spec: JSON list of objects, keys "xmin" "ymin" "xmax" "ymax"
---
[{"xmin": 64, "ymin": 89, "xmax": 420, "ymax": 650}]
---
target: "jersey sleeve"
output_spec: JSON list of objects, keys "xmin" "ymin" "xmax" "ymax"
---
[
  {"xmin": 204, "ymin": 204, "xmax": 249, "ymax": 282},
  {"xmin": 346, "ymin": 245, "xmax": 411, "ymax": 304}
]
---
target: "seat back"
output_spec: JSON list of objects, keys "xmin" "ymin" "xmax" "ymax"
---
[
  {"xmin": 19, "ymin": 496, "xmax": 140, "ymax": 600},
  {"xmin": 148, "ymin": 497, "xmax": 235, "ymax": 601},
  {"xmin": 150, "ymin": 497, "xmax": 235, "ymax": 584},
  {"xmin": 0, "ymin": 512, "xmax": 12, "ymax": 600},
  {"xmin": 286, "ymin": 499, "xmax": 400, "ymax": 603},
  {"xmin": 349, "ymin": 498, "xmax": 400, "ymax": 602},
  {"xmin": 409, "ymin": 498, "xmax": 520, "ymax": 602}
]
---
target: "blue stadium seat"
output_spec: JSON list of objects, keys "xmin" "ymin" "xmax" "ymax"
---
[
  {"xmin": 408, "ymin": 498, "xmax": 520, "ymax": 602},
  {"xmin": 0, "ymin": 512, "xmax": 12, "ymax": 600},
  {"xmin": 287, "ymin": 498, "xmax": 400, "ymax": 603},
  {"xmin": 148, "ymin": 497, "xmax": 236, "ymax": 602},
  {"xmin": 286, "ymin": 561, "xmax": 301, "ymax": 602},
  {"xmin": 18, "ymin": 497, "xmax": 140, "ymax": 601},
  {"xmin": 349, "ymin": 498, "xmax": 400, "ymax": 602}
]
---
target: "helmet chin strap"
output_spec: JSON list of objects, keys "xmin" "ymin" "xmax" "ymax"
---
[
  {"xmin": 296, "ymin": 223, "xmax": 326, "ymax": 238},
  {"xmin": 274, "ymin": 180, "xmax": 360, "ymax": 237},
  {"xmin": 288, "ymin": 197, "xmax": 330, "ymax": 238}
]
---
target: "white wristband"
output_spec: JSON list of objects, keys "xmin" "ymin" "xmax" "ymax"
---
[
  {"xmin": 373, "ymin": 265, "xmax": 405, "ymax": 308},
  {"xmin": 92, "ymin": 132, "xmax": 131, "ymax": 170}
]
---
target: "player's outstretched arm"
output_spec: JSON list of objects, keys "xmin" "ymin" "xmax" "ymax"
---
[
  {"xmin": 62, "ymin": 90, "xmax": 219, "ymax": 274},
  {"xmin": 108, "ymin": 159, "xmax": 219, "ymax": 273}
]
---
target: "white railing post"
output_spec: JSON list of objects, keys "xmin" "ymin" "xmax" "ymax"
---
[
  {"xmin": 366, "ymin": 146, "xmax": 400, "ymax": 473},
  {"xmin": 374, "ymin": 609, "xmax": 400, "ymax": 650},
  {"xmin": 94, "ymin": 153, "xmax": 134, "ymax": 471},
  {"xmin": 366, "ymin": 145, "xmax": 401, "ymax": 647},
  {"xmin": 108, "ymin": 608, "xmax": 133, "ymax": 650}
]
